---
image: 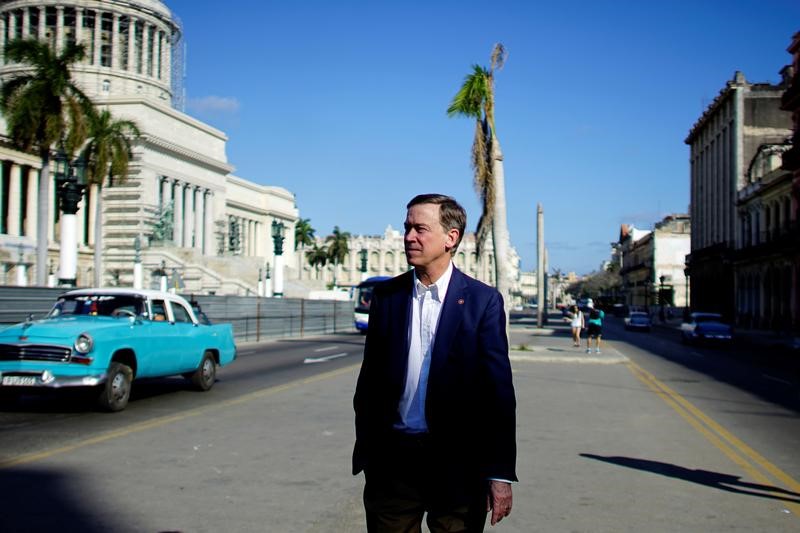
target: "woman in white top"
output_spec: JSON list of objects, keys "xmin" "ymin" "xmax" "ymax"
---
[{"xmin": 569, "ymin": 305, "xmax": 584, "ymax": 347}]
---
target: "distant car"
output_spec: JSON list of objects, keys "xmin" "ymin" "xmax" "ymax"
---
[
  {"xmin": 0, "ymin": 288, "xmax": 237, "ymax": 412},
  {"xmin": 680, "ymin": 312, "xmax": 733, "ymax": 345},
  {"xmin": 624, "ymin": 311, "xmax": 652, "ymax": 332}
]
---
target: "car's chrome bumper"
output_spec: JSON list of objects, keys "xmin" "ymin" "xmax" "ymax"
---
[{"xmin": 0, "ymin": 370, "xmax": 107, "ymax": 388}]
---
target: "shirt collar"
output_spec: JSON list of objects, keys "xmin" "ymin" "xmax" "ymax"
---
[{"xmin": 413, "ymin": 262, "xmax": 453, "ymax": 302}]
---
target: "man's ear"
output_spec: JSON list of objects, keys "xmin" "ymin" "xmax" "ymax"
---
[{"xmin": 445, "ymin": 229, "xmax": 460, "ymax": 251}]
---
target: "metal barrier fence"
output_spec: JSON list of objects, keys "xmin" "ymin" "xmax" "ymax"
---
[{"xmin": 0, "ymin": 287, "xmax": 355, "ymax": 343}]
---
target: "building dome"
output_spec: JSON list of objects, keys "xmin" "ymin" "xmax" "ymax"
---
[{"xmin": 0, "ymin": 0, "xmax": 183, "ymax": 108}]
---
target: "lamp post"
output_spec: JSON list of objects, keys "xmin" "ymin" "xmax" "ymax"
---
[
  {"xmin": 132, "ymin": 235, "xmax": 143, "ymax": 289},
  {"xmin": 359, "ymin": 248, "xmax": 368, "ymax": 281},
  {"xmin": 265, "ymin": 262, "xmax": 272, "ymax": 297},
  {"xmin": 54, "ymin": 148, "xmax": 87, "ymax": 288},
  {"xmin": 257, "ymin": 267, "xmax": 264, "ymax": 297},
  {"xmin": 271, "ymin": 220, "xmax": 285, "ymax": 298}
]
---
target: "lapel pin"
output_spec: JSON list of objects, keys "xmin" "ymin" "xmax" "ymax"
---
[{"xmin": 457, "ymin": 298, "xmax": 465, "ymax": 305}]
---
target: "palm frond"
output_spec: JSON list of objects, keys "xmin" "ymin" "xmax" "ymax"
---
[
  {"xmin": 490, "ymin": 43, "xmax": 507, "ymax": 73},
  {"xmin": 446, "ymin": 65, "xmax": 489, "ymax": 118}
]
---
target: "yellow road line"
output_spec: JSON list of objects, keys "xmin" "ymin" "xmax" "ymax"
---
[
  {"xmin": 627, "ymin": 360, "xmax": 800, "ymax": 515},
  {"xmin": 0, "ymin": 364, "xmax": 359, "ymax": 469}
]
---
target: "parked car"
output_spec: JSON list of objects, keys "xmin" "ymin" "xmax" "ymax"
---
[
  {"xmin": 624, "ymin": 311, "xmax": 652, "ymax": 332},
  {"xmin": 680, "ymin": 312, "xmax": 733, "ymax": 345},
  {"xmin": 0, "ymin": 288, "xmax": 237, "ymax": 411}
]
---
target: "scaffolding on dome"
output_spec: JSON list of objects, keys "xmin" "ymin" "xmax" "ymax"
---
[{"xmin": 170, "ymin": 14, "xmax": 185, "ymax": 112}]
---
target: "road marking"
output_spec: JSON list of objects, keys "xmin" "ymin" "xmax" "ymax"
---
[
  {"xmin": 304, "ymin": 352, "xmax": 349, "ymax": 364},
  {"xmin": 0, "ymin": 363, "xmax": 360, "ymax": 470},
  {"xmin": 510, "ymin": 354, "xmax": 627, "ymax": 364},
  {"xmin": 313, "ymin": 345, "xmax": 340, "ymax": 352},
  {"xmin": 627, "ymin": 360, "xmax": 800, "ymax": 516}
]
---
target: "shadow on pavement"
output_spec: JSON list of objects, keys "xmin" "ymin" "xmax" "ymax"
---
[
  {"xmin": 581, "ymin": 453, "xmax": 800, "ymax": 504},
  {"xmin": 0, "ymin": 468, "xmax": 113, "ymax": 532}
]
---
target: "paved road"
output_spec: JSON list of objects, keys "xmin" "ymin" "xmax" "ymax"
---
[{"xmin": 0, "ymin": 319, "xmax": 799, "ymax": 532}]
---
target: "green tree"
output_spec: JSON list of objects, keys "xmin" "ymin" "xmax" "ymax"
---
[
  {"xmin": 447, "ymin": 43, "xmax": 512, "ymax": 307},
  {"xmin": 307, "ymin": 243, "xmax": 328, "ymax": 280},
  {"xmin": 325, "ymin": 226, "xmax": 351, "ymax": 287},
  {"xmin": 294, "ymin": 218, "xmax": 315, "ymax": 250},
  {"xmin": 82, "ymin": 108, "xmax": 141, "ymax": 286},
  {"xmin": 0, "ymin": 39, "xmax": 93, "ymax": 285}
]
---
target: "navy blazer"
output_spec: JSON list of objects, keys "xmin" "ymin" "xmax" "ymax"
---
[{"xmin": 352, "ymin": 267, "xmax": 517, "ymax": 485}]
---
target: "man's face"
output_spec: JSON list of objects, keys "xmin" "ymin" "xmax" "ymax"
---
[{"xmin": 404, "ymin": 203, "xmax": 458, "ymax": 270}]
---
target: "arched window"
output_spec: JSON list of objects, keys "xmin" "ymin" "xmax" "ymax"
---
[{"xmin": 101, "ymin": 79, "xmax": 111, "ymax": 92}]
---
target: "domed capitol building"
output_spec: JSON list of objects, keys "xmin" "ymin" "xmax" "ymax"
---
[{"xmin": 0, "ymin": 0, "xmax": 519, "ymax": 296}]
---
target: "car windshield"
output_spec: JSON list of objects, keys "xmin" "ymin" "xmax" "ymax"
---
[
  {"xmin": 695, "ymin": 314, "xmax": 723, "ymax": 323},
  {"xmin": 48, "ymin": 295, "xmax": 144, "ymax": 318}
]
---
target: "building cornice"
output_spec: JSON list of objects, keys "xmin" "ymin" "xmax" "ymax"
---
[{"xmin": 142, "ymin": 134, "xmax": 234, "ymax": 174}]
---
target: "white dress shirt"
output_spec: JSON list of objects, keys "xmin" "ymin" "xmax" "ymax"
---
[{"xmin": 395, "ymin": 262, "xmax": 454, "ymax": 433}]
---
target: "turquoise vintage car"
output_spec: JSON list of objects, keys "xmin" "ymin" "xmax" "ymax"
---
[{"xmin": 0, "ymin": 288, "xmax": 237, "ymax": 411}]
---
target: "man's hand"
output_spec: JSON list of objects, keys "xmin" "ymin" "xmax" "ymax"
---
[{"xmin": 487, "ymin": 480, "xmax": 513, "ymax": 526}]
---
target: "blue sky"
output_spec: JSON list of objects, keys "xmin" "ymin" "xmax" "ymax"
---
[{"xmin": 165, "ymin": 0, "xmax": 799, "ymax": 275}]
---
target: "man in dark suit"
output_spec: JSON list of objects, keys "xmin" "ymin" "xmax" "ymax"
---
[{"xmin": 353, "ymin": 194, "xmax": 517, "ymax": 532}]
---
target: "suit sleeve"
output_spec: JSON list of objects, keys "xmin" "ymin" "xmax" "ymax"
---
[{"xmin": 477, "ymin": 290, "xmax": 518, "ymax": 482}]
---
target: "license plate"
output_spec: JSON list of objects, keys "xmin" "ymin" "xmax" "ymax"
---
[{"xmin": 2, "ymin": 375, "xmax": 37, "ymax": 386}]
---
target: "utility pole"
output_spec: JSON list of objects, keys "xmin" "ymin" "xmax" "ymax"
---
[{"xmin": 537, "ymin": 203, "xmax": 545, "ymax": 328}]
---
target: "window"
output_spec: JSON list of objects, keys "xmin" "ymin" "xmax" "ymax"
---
[
  {"xmin": 170, "ymin": 302, "xmax": 193, "ymax": 323},
  {"xmin": 101, "ymin": 79, "xmax": 111, "ymax": 92},
  {"xmin": 150, "ymin": 299, "xmax": 167, "ymax": 321}
]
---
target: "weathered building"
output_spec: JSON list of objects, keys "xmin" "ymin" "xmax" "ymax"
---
[
  {"xmin": 684, "ymin": 71, "xmax": 792, "ymax": 319},
  {"xmin": 779, "ymin": 31, "xmax": 800, "ymax": 334},
  {"xmin": 618, "ymin": 215, "xmax": 691, "ymax": 309}
]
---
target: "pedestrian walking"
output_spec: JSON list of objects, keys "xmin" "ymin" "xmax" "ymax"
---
[
  {"xmin": 353, "ymin": 193, "xmax": 517, "ymax": 532},
  {"xmin": 568, "ymin": 304, "xmax": 584, "ymax": 347},
  {"xmin": 585, "ymin": 301, "xmax": 605, "ymax": 354}
]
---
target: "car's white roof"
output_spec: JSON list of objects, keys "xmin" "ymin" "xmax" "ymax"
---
[{"xmin": 62, "ymin": 288, "xmax": 190, "ymax": 303}]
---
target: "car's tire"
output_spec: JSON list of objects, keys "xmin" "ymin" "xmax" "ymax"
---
[
  {"xmin": 97, "ymin": 362, "xmax": 133, "ymax": 412},
  {"xmin": 190, "ymin": 351, "xmax": 216, "ymax": 391}
]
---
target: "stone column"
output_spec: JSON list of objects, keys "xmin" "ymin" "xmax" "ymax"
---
[
  {"xmin": 75, "ymin": 8, "xmax": 84, "ymax": 47},
  {"xmin": 160, "ymin": 177, "xmax": 171, "ymax": 210},
  {"xmin": 25, "ymin": 168, "xmax": 38, "ymax": 238},
  {"xmin": 164, "ymin": 32, "xmax": 172, "ymax": 85},
  {"xmin": 183, "ymin": 183, "xmax": 193, "ymax": 247},
  {"xmin": 173, "ymin": 181, "xmax": 183, "ymax": 247},
  {"xmin": 87, "ymin": 184, "xmax": 97, "ymax": 246},
  {"xmin": 0, "ymin": 16, "xmax": 5, "ymax": 65},
  {"xmin": 203, "ymin": 191, "xmax": 214, "ymax": 255},
  {"xmin": 111, "ymin": 13, "xmax": 120, "ymax": 70},
  {"xmin": 7, "ymin": 164, "xmax": 21, "ymax": 236},
  {"xmin": 142, "ymin": 23, "xmax": 151, "ymax": 77},
  {"xmin": 127, "ymin": 16, "xmax": 136, "ymax": 72},
  {"xmin": 93, "ymin": 9, "xmax": 102, "ymax": 66},
  {"xmin": 21, "ymin": 7, "xmax": 30, "ymax": 39},
  {"xmin": 37, "ymin": 6, "xmax": 46, "ymax": 41},
  {"xmin": 48, "ymin": 174, "xmax": 56, "ymax": 241},
  {"xmin": 55, "ymin": 6, "xmax": 64, "ymax": 54},
  {"xmin": 7, "ymin": 10, "xmax": 16, "ymax": 43},
  {"xmin": 76, "ymin": 193, "xmax": 86, "ymax": 246},
  {"xmin": 150, "ymin": 27, "xmax": 159, "ymax": 79},
  {"xmin": 194, "ymin": 187, "xmax": 203, "ymax": 250}
]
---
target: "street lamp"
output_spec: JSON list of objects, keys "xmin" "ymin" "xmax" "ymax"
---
[
  {"xmin": 265, "ymin": 262, "xmax": 272, "ymax": 297},
  {"xmin": 54, "ymin": 148, "xmax": 87, "ymax": 287},
  {"xmin": 271, "ymin": 220, "xmax": 286, "ymax": 297},
  {"xmin": 359, "ymin": 248, "xmax": 368, "ymax": 281}
]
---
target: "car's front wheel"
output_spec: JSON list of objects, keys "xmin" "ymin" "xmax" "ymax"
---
[
  {"xmin": 190, "ymin": 351, "xmax": 216, "ymax": 391},
  {"xmin": 97, "ymin": 362, "xmax": 133, "ymax": 412}
]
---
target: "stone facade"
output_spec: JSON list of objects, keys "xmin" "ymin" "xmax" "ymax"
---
[
  {"xmin": 0, "ymin": 0, "xmax": 299, "ymax": 293},
  {"xmin": 684, "ymin": 71, "xmax": 792, "ymax": 318},
  {"xmin": 618, "ymin": 215, "xmax": 691, "ymax": 309}
]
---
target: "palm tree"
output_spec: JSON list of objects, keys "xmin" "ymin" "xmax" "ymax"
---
[
  {"xmin": 447, "ymin": 43, "xmax": 513, "ymax": 307},
  {"xmin": 294, "ymin": 217, "xmax": 315, "ymax": 280},
  {"xmin": 0, "ymin": 39, "xmax": 92, "ymax": 286},
  {"xmin": 294, "ymin": 218, "xmax": 315, "ymax": 250},
  {"xmin": 82, "ymin": 108, "xmax": 141, "ymax": 286},
  {"xmin": 307, "ymin": 243, "xmax": 328, "ymax": 280},
  {"xmin": 325, "ymin": 226, "xmax": 351, "ymax": 287}
]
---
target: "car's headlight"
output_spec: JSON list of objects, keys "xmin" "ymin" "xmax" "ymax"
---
[{"xmin": 74, "ymin": 333, "xmax": 94, "ymax": 354}]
